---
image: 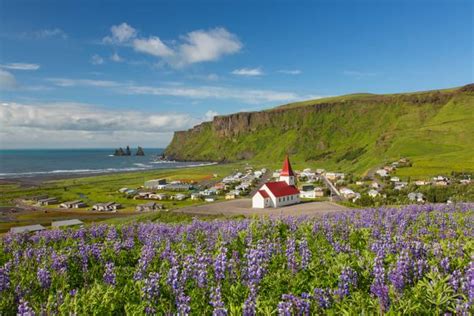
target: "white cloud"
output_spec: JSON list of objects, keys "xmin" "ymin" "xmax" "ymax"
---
[
  {"xmin": 31, "ymin": 28, "xmax": 68, "ymax": 39},
  {"xmin": 48, "ymin": 77, "xmax": 302, "ymax": 104},
  {"xmin": 103, "ymin": 22, "xmax": 137, "ymax": 44},
  {"xmin": 0, "ymin": 63, "xmax": 40, "ymax": 71},
  {"xmin": 0, "ymin": 69, "xmax": 17, "ymax": 90},
  {"xmin": 278, "ymin": 69, "xmax": 302, "ymax": 75},
  {"xmin": 0, "ymin": 100, "xmax": 215, "ymax": 148},
  {"xmin": 110, "ymin": 52, "xmax": 124, "ymax": 62},
  {"xmin": 231, "ymin": 67, "xmax": 264, "ymax": 76},
  {"xmin": 204, "ymin": 110, "xmax": 219, "ymax": 121},
  {"xmin": 133, "ymin": 37, "xmax": 174, "ymax": 57},
  {"xmin": 102, "ymin": 24, "xmax": 241, "ymax": 67},
  {"xmin": 177, "ymin": 27, "xmax": 242, "ymax": 66},
  {"xmin": 91, "ymin": 54, "xmax": 104, "ymax": 65}
]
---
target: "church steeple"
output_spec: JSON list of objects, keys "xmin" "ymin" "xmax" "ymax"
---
[{"xmin": 279, "ymin": 155, "xmax": 296, "ymax": 185}]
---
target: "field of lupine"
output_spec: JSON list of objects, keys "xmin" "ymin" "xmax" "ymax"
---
[{"xmin": 1, "ymin": 204, "xmax": 473, "ymax": 315}]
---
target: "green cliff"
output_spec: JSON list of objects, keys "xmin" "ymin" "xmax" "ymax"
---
[{"xmin": 165, "ymin": 84, "xmax": 474, "ymax": 176}]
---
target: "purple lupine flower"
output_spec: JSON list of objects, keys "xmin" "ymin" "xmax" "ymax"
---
[
  {"xmin": 18, "ymin": 299, "xmax": 35, "ymax": 316},
  {"xmin": 37, "ymin": 268, "xmax": 51, "ymax": 289},
  {"xmin": 389, "ymin": 250, "xmax": 411, "ymax": 292},
  {"xmin": 69, "ymin": 289, "xmax": 77, "ymax": 296},
  {"xmin": 449, "ymin": 270, "xmax": 463, "ymax": 292},
  {"xmin": 277, "ymin": 301, "xmax": 292, "ymax": 316},
  {"xmin": 142, "ymin": 272, "xmax": 160, "ymax": 301},
  {"xmin": 243, "ymin": 285, "xmax": 257, "ymax": 316},
  {"xmin": 167, "ymin": 262, "xmax": 180, "ymax": 293},
  {"xmin": 103, "ymin": 262, "xmax": 117, "ymax": 286},
  {"xmin": 134, "ymin": 244, "xmax": 156, "ymax": 281},
  {"xmin": 51, "ymin": 252, "xmax": 68, "ymax": 274},
  {"xmin": 313, "ymin": 288, "xmax": 332, "ymax": 309},
  {"xmin": 335, "ymin": 267, "xmax": 358, "ymax": 299},
  {"xmin": 299, "ymin": 238, "xmax": 311, "ymax": 270},
  {"xmin": 370, "ymin": 256, "xmax": 390, "ymax": 311},
  {"xmin": 210, "ymin": 285, "xmax": 227, "ymax": 316},
  {"xmin": 278, "ymin": 294, "xmax": 310, "ymax": 316},
  {"xmin": 0, "ymin": 263, "xmax": 11, "ymax": 292},
  {"xmin": 214, "ymin": 246, "xmax": 228, "ymax": 281},
  {"xmin": 176, "ymin": 292, "xmax": 191, "ymax": 315},
  {"xmin": 285, "ymin": 237, "xmax": 297, "ymax": 273},
  {"xmin": 466, "ymin": 259, "xmax": 474, "ymax": 306},
  {"xmin": 440, "ymin": 257, "xmax": 451, "ymax": 272}
]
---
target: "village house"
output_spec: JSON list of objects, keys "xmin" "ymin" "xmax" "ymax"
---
[
  {"xmin": 340, "ymin": 188, "xmax": 356, "ymax": 199},
  {"xmin": 205, "ymin": 197, "xmax": 216, "ymax": 202},
  {"xmin": 460, "ymin": 179, "xmax": 471, "ymax": 185},
  {"xmin": 390, "ymin": 176, "xmax": 400, "ymax": 183},
  {"xmin": 37, "ymin": 197, "xmax": 58, "ymax": 206},
  {"xmin": 368, "ymin": 189, "xmax": 380, "ymax": 198},
  {"xmin": 415, "ymin": 180, "xmax": 429, "ymax": 186},
  {"xmin": 190, "ymin": 193, "xmax": 201, "ymax": 200},
  {"xmin": 151, "ymin": 193, "xmax": 168, "ymax": 200},
  {"xmin": 59, "ymin": 200, "xmax": 87, "ymax": 209},
  {"xmin": 432, "ymin": 176, "xmax": 449, "ymax": 186},
  {"xmin": 225, "ymin": 192, "xmax": 236, "ymax": 200},
  {"xmin": 408, "ymin": 192, "xmax": 425, "ymax": 203},
  {"xmin": 144, "ymin": 178, "xmax": 167, "ymax": 189},
  {"xmin": 51, "ymin": 219, "xmax": 84, "ymax": 228},
  {"xmin": 10, "ymin": 224, "xmax": 46, "ymax": 234},
  {"xmin": 173, "ymin": 193, "xmax": 187, "ymax": 201},
  {"xmin": 252, "ymin": 156, "xmax": 300, "ymax": 208},
  {"xmin": 371, "ymin": 182, "xmax": 381, "ymax": 189},
  {"xmin": 118, "ymin": 187, "xmax": 129, "ymax": 193},
  {"xmin": 375, "ymin": 169, "xmax": 389, "ymax": 177},
  {"xmin": 355, "ymin": 181, "xmax": 364, "ymax": 186},
  {"xmin": 92, "ymin": 202, "xmax": 121, "ymax": 212},
  {"xmin": 136, "ymin": 202, "xmax": 163, "ymax": 212}
]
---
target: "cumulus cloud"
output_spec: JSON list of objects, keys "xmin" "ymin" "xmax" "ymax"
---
[
  {"xmin": 177, "ymin": 27, "xmax": 242, "ymax": 65},
  {"xmin": 133, "ymin": 36, "xmax": 174, "ymax": 57},
  {"xmin": 47, "ymin": 77, "xmax": 301, "ymax": 104},
  {"xmin": 231, "ymin": 67, "xmax": 264, "ymax": 76},
  {"xmin": 102, "ymin": 23, "xmax": 241, "ymax": 67},
  {"xmin": 0, "ymin": 69, "xmax": 17, "ymax": 90},
  {"xmin": 110, "ymin": 52, "xmax": 124, "ymax": 62},
  {"xmin": 0, "ymin": 101, "xmax": 220, "ymax": 148},
  {"xmin": 204, "ymin": 110, "xmax": 219, "ymax": 121},
  {"xmin": 91, "ymin": 54, "xmax": 104, "ymax": 65},
  {"xmin": 0, "ymin": 63, "xmax": 40, "ymax": 71},
  {"xmin": 278, "ymin": 69, "xmax": 302, "ymax": 75},
  {"xmin": 103, "ymin": 22, "xmax": 137, "ymax": 44},
  {"xmin": 26, "ymin": 28, "xmax": 68, "ymax": 39}
]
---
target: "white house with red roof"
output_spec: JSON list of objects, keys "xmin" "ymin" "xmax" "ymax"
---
[{"xmin": 252, "ymin": 155, "xmax": 300, "ymax": 208}]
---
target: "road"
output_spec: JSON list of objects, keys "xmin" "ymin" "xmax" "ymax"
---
[
  {"xmin": 321, "ymin": 175, "xmax": 342, "ymax": 201},
  {"xmin": 173, "ymin": 198, "xmax": 349, "ymax": 217}
]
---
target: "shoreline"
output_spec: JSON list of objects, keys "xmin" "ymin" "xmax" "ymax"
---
[{"xmin": 0, "ymin": 161, "xmax": 221, "ymax": 187}]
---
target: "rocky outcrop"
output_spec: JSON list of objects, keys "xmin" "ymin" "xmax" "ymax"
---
[{"xmin": 135, "ymin": 146, "xmax": 145, "ymax": 156}]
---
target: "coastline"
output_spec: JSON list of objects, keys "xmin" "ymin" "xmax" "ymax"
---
[{"xmin": 0, "ymin": 160, "xmax": 220, "ymax": 187}]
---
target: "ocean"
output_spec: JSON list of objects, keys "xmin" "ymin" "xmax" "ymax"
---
[{"xmin": 0, "ymin": 148, "xmax": 214, "ymax": 179}]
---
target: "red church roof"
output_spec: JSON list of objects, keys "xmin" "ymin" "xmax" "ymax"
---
[
  {"xmin": 264, "ymin": 181, "xmax": 299, "ymax": 197},
  {"xmin": 257, "ymin": 190, "xmax": 270, "ymax": 198},
  {"xmin": 280, "ymin": 155, "xmax": 295, "ymax": 177}
]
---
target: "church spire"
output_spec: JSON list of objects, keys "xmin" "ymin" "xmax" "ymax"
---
[{"xmin": 280, "ymin": 154, "xmax": 295, "ymax": 177}]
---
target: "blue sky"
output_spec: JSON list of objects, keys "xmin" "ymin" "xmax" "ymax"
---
[{"xmin": 0, "ymin": 0, "xmax": 472, "ymax": 148}]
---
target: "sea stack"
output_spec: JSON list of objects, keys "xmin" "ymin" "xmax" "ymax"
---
[{"xmin": 136, "ymin": 146, "xmax": 145, "ymax": 156}]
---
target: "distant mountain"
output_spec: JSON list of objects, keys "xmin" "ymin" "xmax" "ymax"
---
[{"xmin": 164, "ymin": 84, "xmax": 474, "ymax": 176}]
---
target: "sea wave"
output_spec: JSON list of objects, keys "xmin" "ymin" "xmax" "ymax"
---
[{"xmin": 0, "ymin": 161, "xmax": 219, "ymax": 179}]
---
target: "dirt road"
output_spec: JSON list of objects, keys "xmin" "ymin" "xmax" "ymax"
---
[{"xmin": 172, "ymin": 198, "xmax": 349, "ymax": 217}]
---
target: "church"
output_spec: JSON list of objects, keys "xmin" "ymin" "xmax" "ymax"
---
[{"xmin": 252, "ymin": 155, "xmax": 300, "ymax": 208}]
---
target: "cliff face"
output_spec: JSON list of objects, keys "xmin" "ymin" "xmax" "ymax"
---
[{"xmin": 164, "ymin": 86, "xmax": 474, "ymax": 174}]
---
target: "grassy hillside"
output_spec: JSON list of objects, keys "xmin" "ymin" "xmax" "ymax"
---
[{"xmin": 165, "ymin": 85, "xmax": 474, "ymax": 177}]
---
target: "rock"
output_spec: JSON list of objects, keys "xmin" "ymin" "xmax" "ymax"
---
[{"xmin": 136, "ymin": 146, "xmax": 145, "ymax": 156}]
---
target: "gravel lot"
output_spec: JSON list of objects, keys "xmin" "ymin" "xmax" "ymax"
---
[{"xmin": 173, "ymin": 198, "xmax": 349, "ymax": 217}]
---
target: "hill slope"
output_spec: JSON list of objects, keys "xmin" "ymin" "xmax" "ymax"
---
[{"xmin": 164, "ymin": 84, "xmax": 474, "ymax": 176}]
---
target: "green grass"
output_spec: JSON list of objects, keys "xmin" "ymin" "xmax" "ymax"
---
[
  {"xmin": 0, "ymin": 163, "xmax": 248, "ymax": 233},
  {"xmin": 165, "ymin": 85, "xmax": 474, "ymax": 178}
]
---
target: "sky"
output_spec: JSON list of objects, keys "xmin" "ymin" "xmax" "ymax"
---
[{"xmin": 0, "ymin": 0, "xmax": 472, "ymax": 149}]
